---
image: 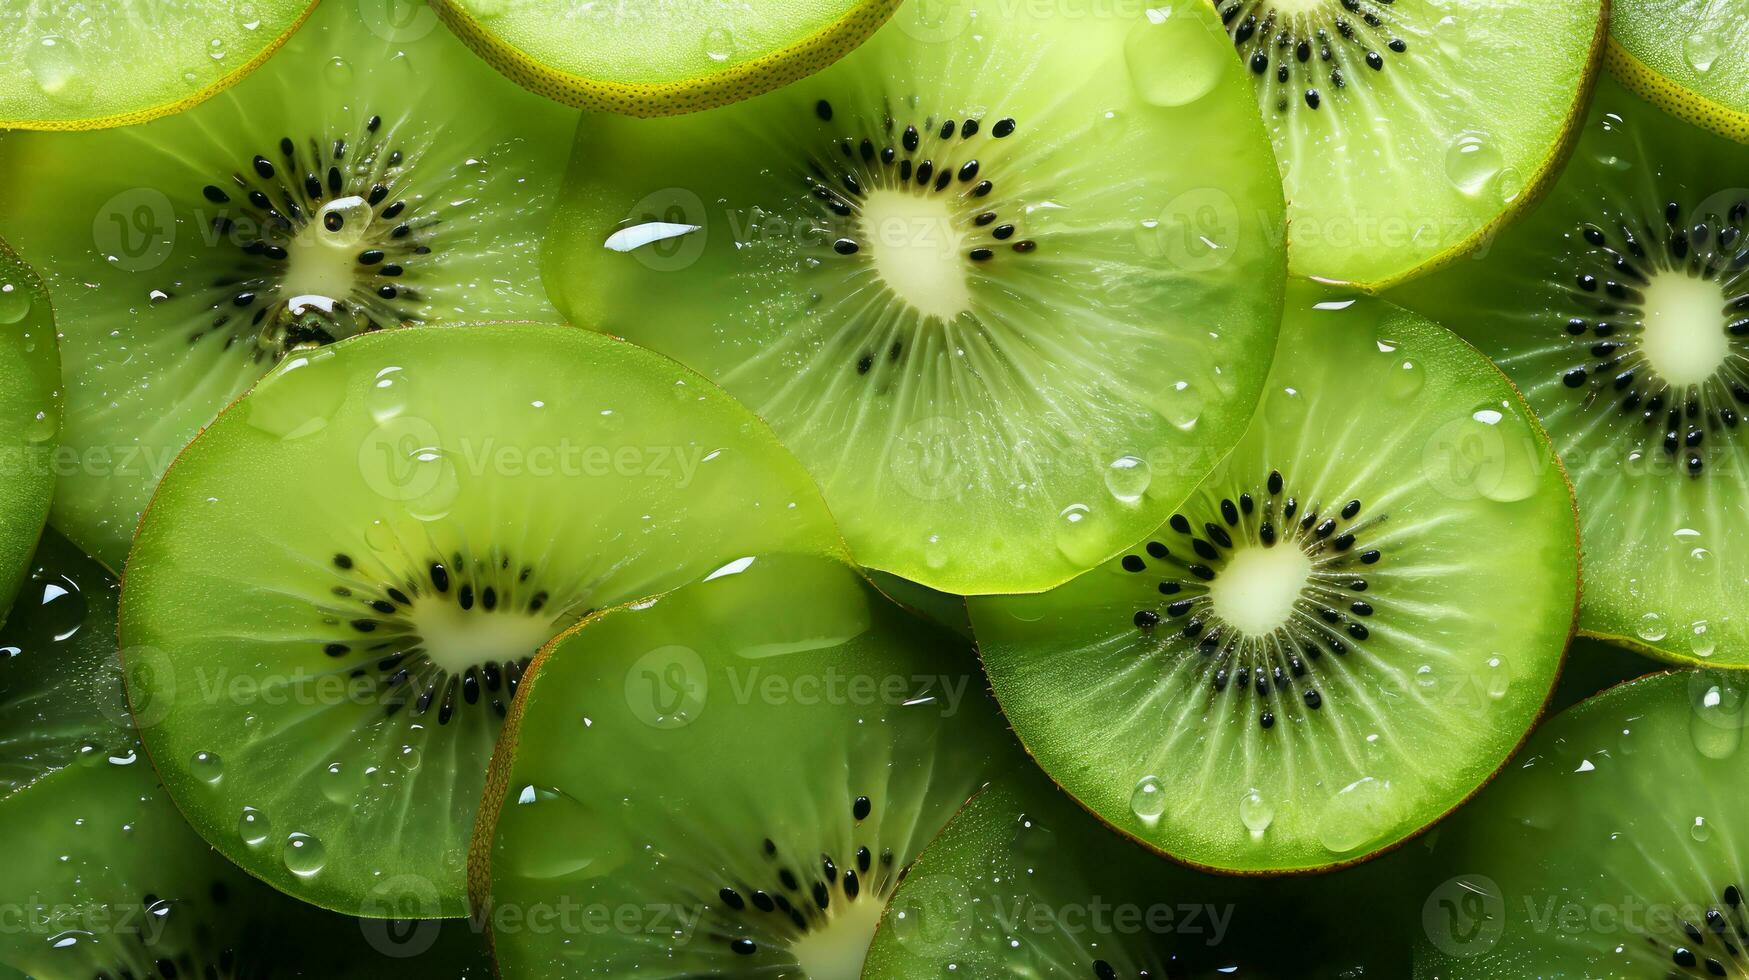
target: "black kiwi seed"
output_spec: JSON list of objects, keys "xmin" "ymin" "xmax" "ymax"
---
[
  {"xmin": 1123, "ymin": 470, "xmax": 1386, "ymax": 729},
  {"xmin": 1220, "ymin": 0, "xmax": 1408, "ymax": 112}
]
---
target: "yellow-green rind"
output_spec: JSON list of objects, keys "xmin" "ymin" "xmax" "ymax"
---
[
  {"xmin": 1345, "ymin": 0, "xmax": 1611, "ymax": 294},
  {"xmin": 0, "ymin": 0, "xmax": 316, "ymax": 132},
  {"xmin": 1605, "ymin": 37, "xmax": 1749, "ymax": 144},
  {"xmin": 428, "ymin": 0, "xmax": 900, "ymax": 116}
]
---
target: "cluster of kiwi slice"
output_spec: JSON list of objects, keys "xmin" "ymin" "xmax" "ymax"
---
[{"xmin": 4, "ymin": 0, "xmax": 1749, "ymax": 975}]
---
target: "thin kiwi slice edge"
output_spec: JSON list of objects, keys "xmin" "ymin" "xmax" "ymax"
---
[
  {"xmin": 1412, "ymin": 670, "xmax": 1749, "ymax": 976},
  {"xmin": 1213, "ymin": 0, "xmax": 1608, "ymax": 289},
  {"xmin": 431, "ymin": 0, "xmax": 900, "ymax": 116},
  {"xmin": 0, "ymin": 238, "xmax": 59, "ymax": 623},
  {"xmin": 1394, "ymin": 75, "xmax": 1749, "ymax": 668},
  {"xmin": 0, "ymin": 0, "xmax": 314, "ymax": 130},
  {"xmin": 119, "ymin": 323, "xmax": 845, "ymax": 916},
  {"xmin": 475, "ymin": 555, "xmax": 1017, "ymax": 977},
  {"xmin": 0, "ymin": 0, "xmax": 578, "ymax": 572},
  {"xmin": 542, "ymin": 0, "xmax": 1288, "ymax": 595},
  {"xmin": 1605, "ymin": 0, "xmax": 1749, "ymax": 143},
  {"xmin": 973, "ymin": 285, "xmax": 1579, "ymax": 873}
]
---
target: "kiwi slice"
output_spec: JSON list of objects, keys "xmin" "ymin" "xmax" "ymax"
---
[
  {"xmin": 1213, "ymin": 0, "xmax": 1606, "ymax": 288},
  {"xmin": 0, "ymin": 238, "xmax": 59, "ymax": 623},
  {"xmin": 119, "ymin": 323, "xmax": 844, "ymax": 916},
  {"xmin": 1607, "ymin": 0, "xmax": 1749, "ymax": 143},
  {"xmin": 431, "ymin": 0, "xmax": 899, "ymax": 116},
  {"xmin": 0, "ymin": 529, "xmax": 130, "ymax": 800},
  {"xmin": 542, "ymin": 0, "xmax": 1287, "ymax": 595},
  {"xmin": 971, "ymin": 285, "xmax": 1579, "ymax": 873},
  {"xmin": 1410, "ymin": 670, "xmax": 1749, "ymax": 975},
  {"xmin": 1394, "ymin": 76, "xmax": 1749, "ymax": 668},
  {"xmin": 864, "ymin": 771, "xmax": 1418, "ymax": 978},
  {"xmin": 473, "ymin": 554, "xmax": 1016, "ymax": 976},
  {"xmin": 0, "ymin": 0, "xmax": 313, "ymax": 130},
  {"xmin": 0, "ymin": 0, "xmax": 577, "ymax": 573}
]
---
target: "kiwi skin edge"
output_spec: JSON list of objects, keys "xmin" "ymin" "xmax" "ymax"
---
[
  {"xmin": 1603, "ymin": 37, "xmax": 1749, "ymax": 145},
  {"xmin": 429, "ymin": 0, "xmax": 901, "ymax": 117},
  {"xmin": 0, "ymin": 0, "xmax": 318, "ymax": 132},
  {"xmin": 1346, "ymin": 0, "xmax": 1611, "ymax": 295},
  {"xmin": 971, "ymin": 324, "xmax": 1585, "ymax": 878}
]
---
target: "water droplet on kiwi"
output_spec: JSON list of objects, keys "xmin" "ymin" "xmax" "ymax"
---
[
  {"xmin": 316, "ymin": 195, "xmax": 374, "ymax": 247},
  {"xmin": 320, "ymin": 762, "xmax": 354, "ymax": 804},
  {"xmin": 1496, "ymin": 167, "xmax": 1524, "ymax": 203},
  {"xmin": 367, "ymin": 365, "xmax": 409, "ymax": 423},
  {"xmin": 398, "ymin": 745, "xmax": 421, "ymax": 770},
  {"xmin": 702, "ymin": 27, "xmax": 735, "ymax": 62},
  {"xmin": 1129, "ymin": 775, "xmax": 1167, "ymax": 825},
  {"xmin": 501, "ymin": 785, "xmax": 630, "ymax": 880},
  {"xmin": 1054, "ymin": 503, "xmax": 1104, "ymax": 566},
  {"xmin": 1164, "ymin": 380, "xmax": 1201, "ymax": 430},
  {"xmin": 326, "ymin": 56, "xmax": 352, "ymax": 82},
  {"xmin": 237, "ymin": 3, "xmax": 261, "ymax": 29},
  {"xmin": 207, "ymin": 37, "xmax": 227, "ymax": 61},
  {"xmin": 1692, "ymin": 816, "xmax": 1713, "ymax": 842},
  {"xmin": 1636, "ymin": 611, "xmax": 1668, "ymax": 643},
  {"xmin": 402, "ymin": 446, "xmax": 460, "ymax": 522},
  {"xmin": 922, "ymin": 533, "xmax": 949, "ymax": 571},
  {"xmin": 1484, "ymin": 656, "xmax": 1510, "ymax": 700},
  {"xmin": 283, "ymin": 833, "xmax": 327, "ymax": 877},
  {"xmin": 1444, "ymin": 133, "xmax": 1503, "ymax": 197},
  {"xmin": 1690, "ymin": 678, "xmax": 1745, "ymax": 759},
  {"xmin": 238, "ymin": 807, "xmax": 271, "ymax": 846},
  {"xmin": 1264, "ymin": 385, "xmax": 1303, "ymax": 427},
  {"xmin": 1385, "ymin": 358, "xmax": 1424, "ymax": 400},
  {"xmin": 190, "ymin": 751, "xmax": 223, "ymax": 784},
  {"xmin": 1434, "ymin": 14, "xmax": 1466, "ymax": 58},
  {"xmin": 247, "ymin": 348, "xmax": 345, "ymax": 440},
  {"xmin": 1238, "ymin": 789, "xmax": 1273, "ymax": 835},
  {"xmin": 26, "ymin": 410, "xmax": 55, "ymax": 445},
  {"xmin": 28, "ymin": 37, "xmax": 89, "ymax": 104},
  {"xmin": 1683, "ymin": 33, "xmax": 1723, "ymax": 73},
  {"xmin": 34, "ymin": 574, "xmax": 85, "ymax": 640},
  {"xmin": 1104, "ymin": 455, "xmax": 1151, "ymax": 503},
  {"xmin": 363, "ymin": 519, "xmax": 397, "ymax": 554},
  {"xmin": 1123, "ymin": 9, "xmax": 1223, "ymax": 107},
  {"xmin": 0, "ymin": 281, "xmax": 32, "ymax": 324},
  {"xmin": 1317, "ymin": 777, "xmax": 1395, "ymax": 854}
]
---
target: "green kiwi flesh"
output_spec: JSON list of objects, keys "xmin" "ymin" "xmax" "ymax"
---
[
  {"xmin": 474, "ymin": 555, "xmax": 1016, "ymax": 977},
  {"xmin": 1412, "ymin": 670, "xmax": 1749, "ymax": 976},
  {"xmin": 542, "ymin": 0, "xmax": 1287, "ymax": 595},
  {"xmin": 119, "ymin": 324, "xmax": 844, "ymax": 916},
  {"xmin": 1393, "ymin": 75, "xmax": 1749, "ymax": 668},
  {"xmin": 0, "ymin": 529, "xmax": 129, "ymax": 800},
  {"xmin": 1216, "ymin": 0, "xmax": 1606, "ymax": 288},
  {"xmin": 864, "ymin": 769, "xmax": 1419, "ymax": 978},
  {"xmin": 0, "ymin": 239, "xmax": 59, "ymax": 624},
  {"xmin": 1607, "ymin": 0, "xmax": 1749, "ymax": 142},
  {"xmin": 0, "ymin": 0, "xmax": 577, "ymax": 572},
  {"xmin": 972, "ymin": 284, "xmax": 1579, "ymax": 872},
  {"xmin": 0, "ymin": 0, "xmax": 313, "ymax": 129}
]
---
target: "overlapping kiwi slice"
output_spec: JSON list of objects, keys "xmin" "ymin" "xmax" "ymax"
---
[
  {"xmin": 0, "ymin": 0, "xmax": 312, "ymax": 130},
  {"xmin": 1606, "ymin": 0, "xmax": 1749, "ymax": 142},
  {"xmin": 0, "ymin": 528, "xmax": 489, "ymax": 977},
  {"xmin": 432, "ymin": 0, "xmax": 899, "ymax": 115},
  {"xmin": 119, "ymin": 323, "xmax": 845, "ymax": 916},
  {"xmin": 864, "ymin": 770, "xmax": 1418, "ymax": 978},
  {"xmin": 1412, "ymin": 670, "xmax": 1749, "ymax": 976},
  {"xmin": 1395, "ymin": 76, "xmax": 1749, "ymax": 667},
  {"xmin": 973, "ymin": 285, "xmax": 1579, "ymax": 873},
  {"xmin": 542, "ymin": 0, "xmax": 1287, "ymax": 594},
  {"xmin": 0, "ymin": 239, "xmax": 59, "ymax": 622},
  {"xmin": 0, "ymin": 0, "xmax": 577, "ymax": 572},
  {"xmin": 1213, "ymin": 0, "xmax": 1607, "ymax": 288},
  {"xmin": 474, "ymin": 555, "xmax": 1016, "ymax": 977}
]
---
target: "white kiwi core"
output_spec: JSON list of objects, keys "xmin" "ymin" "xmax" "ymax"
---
[
  {"xmin": 788, "ymin": 896, "xmax": 889, "ymax": 979},
  {"xmin": 1639, "ymin": 272, "xmax": 1730, "ymax": 389},
  {"xmin": 857, "ymin": 188, "xmax": 972, "ymax": 322},
  {"xmin": 1209, "ymin": 545, "xmax": 1313, "ymax": 636}
]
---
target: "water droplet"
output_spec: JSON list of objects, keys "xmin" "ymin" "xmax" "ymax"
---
[
  {"xmin": 1318, "ymin": 777, "xmax": 1395, "ymax": 854},
  {"xmin": 1054, "ymin": 503, "xmax": 1104, "ymax": 566},
  {"xmin": 403, "ymin": 446, "xmax": 460, "ymax": 522},
  {"xmin": 326, "ymin": 56, "xmax": 352, "ymax": 83},
  {"xmin": 246, "ymin": 348, "xmax": 345, "ymax": 440},
  {"xmin": 1163, "ymin": 380, "xmax": 1201, "ymax": 430},
  {"xmin": 366, "ymin": 365, "xmax": 409, "ymax": 423},
  {"xmin": 190, "ymin": 751, "xmax": 223, "ymax": 784},
  {"xmin": 237, "ymin": 3, "xmax": 262, "ymax": 29},
  {"xmin": 28, "ymin": 37, "xmax": 89, "ymax": 104},
  {"xmin": 1636, "ymin": 611, "xmax": 1668, "ymax": 643},
  {"xmin": 501, "ymin": 785, "xmax": 630, "ymax": 880},
  {"xmin": 398, "ymin": 744, "xmax": 421, "ymax": 770},
  {"xmin": 1239, "ymin": 789, "xmax": 1273, "ymax": 835},
  {"xmin": 283, "ymin": 833, "xmax": 327, "ymax": 877},
  {"xmin": 1385, "ymin": 358, "xmax": 1424, "ymax": 400},
  {"xmin": 1690, "ymin": 678, "xmax": 1745, "ymax": 759},
  {"xmin": 363, "ymin": 519, "xmax": 397, "ymax": 554},
  {"xmin": 1129, "ymin": 776, "xmax": 1167, "ymax": 826},
  {"xmin": 1692, "ymin": 816, "xmax": 1712, "ymax": 842},
  {"xmin": 1496, "ymin": 167, "xmax": 1524, "ymax": 203},
  {"xmin": 922, "ymin": 533, "xmax": 948, "ymax": 571},
  {"xmin": 316, "ymin": 196, "xmax": 373, "ymax": 246},
  {"xmin": 1683, "ymin": 33, "xmax": 1723, "ymax": 73},
  {"xmin": 1434, "ymin": 14, "xmax": 1466, "ymax": 58},
  {"xmin": 1264, "ymin": 386, "xmax": 1303, "ymax": 427},
  {"xmin": 1445, "ymin": 132, "xmax": 1503, "ymax": 196},
  {"xmin": 1104, "ymin": 455, "xmax": 1151, "ymax": 503},
  {"xmin": 1123, "ymin": 9, "xmax": 1224, "ymax": 107},
  {"xmin": 1484, "ymin": 656, "xmax": 1510, "ymax": 700},
  {"xmin": 238, "ymin": 807, "xmax": 271, "ymax": 846},
  {"xmin": 208, "ymin": 37, "xmax": 227, "ymax": 61},
  {"xmin": 320, "ymin": 762, "xmax": 354, "ymax": 804},
  {"xmin": 0, "ymin": 281, "xmax": 32, "ymax": 324},
  {"xmin": 702, "ymin": 27, "xmax": 735, "ymax": 61}
]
